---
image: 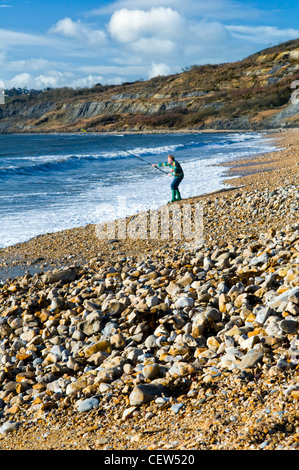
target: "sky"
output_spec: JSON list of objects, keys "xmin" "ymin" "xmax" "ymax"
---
[{"xmin": 0, "ymin": 0, "xmax": 299, "ymax": 90}]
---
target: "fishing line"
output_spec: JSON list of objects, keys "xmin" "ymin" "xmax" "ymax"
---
[{"xmin": 80, "ymin": 128, "xmax": 168, "ymax": 175}]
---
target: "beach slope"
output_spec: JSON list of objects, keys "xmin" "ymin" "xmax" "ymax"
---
[{"xmin": 0, "ymin": 128, "xmax": 298, "ymax": 450}]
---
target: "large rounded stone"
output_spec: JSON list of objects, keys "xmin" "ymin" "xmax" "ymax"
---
[{"xmin": 129, "ymin": 383, "xmax": 165, "ymax": 406}]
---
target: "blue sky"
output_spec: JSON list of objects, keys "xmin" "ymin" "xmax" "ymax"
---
[{"xmin": 0, "ymin": 0, "xmax": 299, "ymax": 90}]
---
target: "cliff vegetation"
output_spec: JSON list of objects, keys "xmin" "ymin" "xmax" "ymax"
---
[{"xmin": 1, "ymin": 39, "xmax": 299, "ymax": 133}]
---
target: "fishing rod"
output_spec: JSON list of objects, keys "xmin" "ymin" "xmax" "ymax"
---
[{"xmin": 80, "ymin": 128, "xmax": 168, "ymax": 175}]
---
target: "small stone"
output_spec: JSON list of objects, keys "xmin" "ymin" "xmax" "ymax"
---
[
  {"xmin": 254, "ymin": 306, "xmax": 274, "ymax": 325},
  {"xmin": 174, "ymin": 297, "xmax": 194, "ymax": 308},
  {"xmin": 167, "ymin": 362, "xmax": 196, "ymax": 377},
  {"xmin": 268, "ymin": 287, "xmax": 299, "ymax": 309},
  {"xmin": 146, "ymin": 295, "xmax": 160, "ymax": 308},
  {"xmin": 260, "ymin": 440, "xmax": 269, "ymax": 449},
  {"xmin": 110, "ymin": 332, "xmax": 126, "ymax": 349},
  {"xmin": 99, "ymin": 383, "xmax": 112, "ymax": 393},
  {"xmin": 139, "ymin": 272, "xmax": 157, "ymax": 282},
  {"xmin": 176, "ymin": 272, "xmax": 195, "ymax": 287},
  {"xmin": 103, "ymin": 301, "xmax": 126, "ymax": 316},
  {"xmin": 129, "ymin": 383, "xmax": 165, "ymax": 406},
  {"xmin": 289, "ymin": 291, "xmax": 299, "ymax": 305},
  {"xmin": 239, "ymin": 349, "xmax": 264, "ymax": 370},
  {"xmin": 122, "ymin": 406, "xmax": 137, "ymax": 420},
  {"xmin": 79, "ymin": 311, "xmax": 103, "ymax": 336},
  {"xmin": 249, "ymin": 253, "xmax": 268, "ymax": 266},
  {"xmin": 144, "ymin": 335, "xmax": 157, "ymax": 349},
  {"xmin": 76, "ymin": 397, "xmax": 99, "ymax": 412},
  {"xmin": 42, "ymin": 268, "xmax": 77, "ymax": 284},
  {"xmin": 206, "ymin": 336, "xmax": 221, "ymax": 351},
  {"xmin": 82, "ymin": 340, "xmax": 111, "ymax": 357},
  {"xmin": 0, "ymin": 176, "xmax": 298, "ymax": 450},
  {"xmin": 279, "ymin": 319, "xmax": 298, "ymax": 334},
  {"xmin": 171, "ymin": 403, "xmax": 184, "ymax": 413},
  {"xmin": 240, "ymin": 335, "xmax": 260, "ymax": 352},
  {"xmin": 155, "ymin": 397, "xmax": 170, "ymax": 405},
  {"xmin": 285, "ymin": 269, "xmax": 298, "ymax": 283},
  {"xmin": 166, "ymin": 281, "xmax": 181, "ymax": 296},
  {"xmin": 49, "ymin": 297, "xmax": 64, "ymax": 311},
  {"xmin": 285, "ymin": 302, "xmax": 299, "ymax": 315},
  {"xmin": 96, "ymin": 437, "xmax": 109, "ymax": 446},
  {"xmin": 0, "ymin": 421, "xmax": 20, "ymax": 435},
  {"xmin": 142, "ymin": 363, "xmax": 160, "ymax": 380},
  {"xmin": 276, "ymin": 358, "xmax": 290, "ymax": 371},
  {"xmin": 66, "ymin": 380, "xmax": 88, "ymax": 395},
  {"xmin": 204, "ymin": 308, "xmax": 221, "ymax": 322},
  {"xmin": 219, "ymin": 293, "xmax": 229, "ymax": 313}
]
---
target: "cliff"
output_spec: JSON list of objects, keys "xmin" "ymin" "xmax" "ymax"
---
[{"xmin": 1, "ymin": 39, "xmax": 299, "ymax": 133}]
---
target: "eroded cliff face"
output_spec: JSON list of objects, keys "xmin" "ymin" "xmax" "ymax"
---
[{"xmin": 1, "ymin": 39, "xmax": 299, "ymax": 133}]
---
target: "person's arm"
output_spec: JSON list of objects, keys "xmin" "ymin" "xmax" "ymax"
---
[
  {"xmin": 157, "ymin": 162, "xmax": 170, "ymax": 168},
  {"xmin": 152, "ymin": 162, "xmax": 170, "ymax": 168}
]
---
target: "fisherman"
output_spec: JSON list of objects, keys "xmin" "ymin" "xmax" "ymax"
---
[{"xmin": 152, "ymin": 154, "xmax": 184, "ymax": 203}]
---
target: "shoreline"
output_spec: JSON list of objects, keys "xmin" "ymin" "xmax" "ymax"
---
[
  {"xmin": 0, "ymin": 127, "xmax": 296, "ymax": 282},
  {"xmin": 0, "ymin": 127, "xmax": 285, "ymax": 135}
]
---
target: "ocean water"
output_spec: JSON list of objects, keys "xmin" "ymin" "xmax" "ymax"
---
[{"xmin": 0, "ymin": 131, "xmax": 279, "ymax": 248}]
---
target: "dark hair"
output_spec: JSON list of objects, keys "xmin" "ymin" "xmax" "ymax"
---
[{"xmin": 168, "ymin": 154, "xmax": 174, "ymax": 161}]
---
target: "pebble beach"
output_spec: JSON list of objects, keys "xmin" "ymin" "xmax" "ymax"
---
[{"xmin": 0, "ymin": 128, "xmax": 298, "ymax": 451}]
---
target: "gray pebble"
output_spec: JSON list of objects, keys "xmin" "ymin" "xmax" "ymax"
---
[{"xmin": 76, "ymin": 397, "xmax": 99, "ymax": 412}]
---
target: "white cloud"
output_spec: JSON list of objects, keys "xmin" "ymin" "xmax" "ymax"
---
[
  {"xmin": 91, "ymin": 0, "xmax": 263, "ymax": 22},
  {"xmin": 106, "ymin": 7, "xmax": 238, "ymax": 69},
  {"xmin": 34, "ymin": 74, "xmax": 62, "ymax": 89},
  {"xmin": 50, "ymin": 17, "xmax": 80, "ymax": 37},
  {"xmin": 69, "ymin": 75, "xmax": 105, "ymax": 88},
  {"xmin": 148, "ymin": 63, "xmax": 171, "ymax": 78},
  {"xmin": 189, "ymin": 20, "xmax": 229, "ymax": 44},
  {"xmin": 80, "ymin": 64, "xmax": 148, "ymax": 76},
  {"xmin": 6, "ymin": 73, "xmax": 33, "ymax": 89},
  {"xmin": 108, "ymin": 7, "xmax": 183, "ymax": 43},
  {"xmin": 7, "ymin": 58, "xmax": 64, "ymax": 72},
  {"xmin": 228, "ymin": 25, "xmax": 299, "ymax": 44},
  {"xmin": 0, "ymin": 28, "xmax": 62, "ymax": 49},
  {"xmin": 1, "ymin": 2, "xmax": 298, "ymax": 90},
  {"xmin": 131, "ymin": 37, "xmax": 176, "ymax": 56},
  {"xmin": 4, "ymin": 69, "xmax": 119, "ymax": 90},
  {"xmin": 5, "ymin": 70, "xmax": 66, "ymax": 90},
  {"xmin": 91, "ymin": 0, "xmax": 183, "ymax": 14},
  {"xmin": 50, "ymin": 17, "xmax": 106, "ymax": 45}
]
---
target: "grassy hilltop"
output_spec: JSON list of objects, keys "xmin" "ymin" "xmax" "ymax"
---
[{"xmin": 1, "ymin": 38, "xmax": 299, "ymax": 133}]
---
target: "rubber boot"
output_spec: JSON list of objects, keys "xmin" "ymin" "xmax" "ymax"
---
[
  {"xmin": 175, "ymin": 189, "xmax": 182, "ymax": 201},
  {"xmin": 168, "ymin": 190, "xmax": 176, "ymax": 203}
]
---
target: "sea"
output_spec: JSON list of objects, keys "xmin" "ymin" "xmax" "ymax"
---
[{"xmin": 0, "ymin": 131, "xmax": 280, "ymax": 249}]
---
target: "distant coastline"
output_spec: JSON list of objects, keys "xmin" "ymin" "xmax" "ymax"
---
[
  {"xmin": 1, "ymin": 38, "xmax": 299, "ymax": 135},
  {"xmin": 0, "ymin": 127, "xmax": 288, "ymax": 135}
]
